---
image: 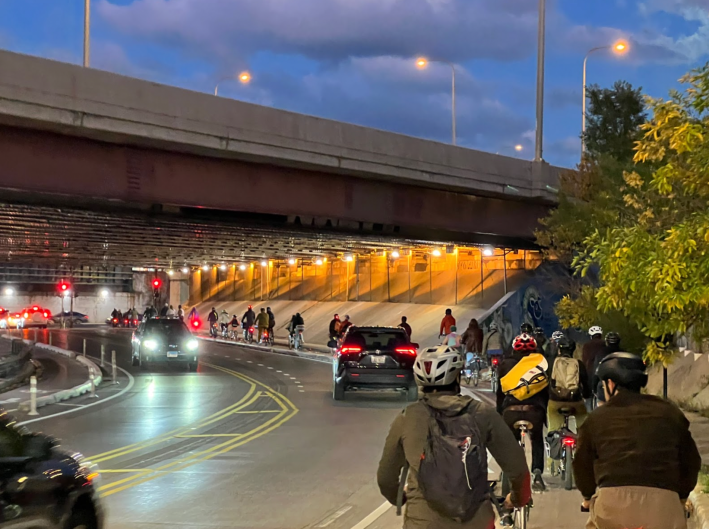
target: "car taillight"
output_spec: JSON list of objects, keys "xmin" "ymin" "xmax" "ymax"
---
[
  {"xmin": 23, "ymin": 313, "xmax": 29, "ymax": 319},
  {"xmin": 563, "ymin": 437, "xmax": 576, "ymax": 446},
  {"xmin": 340, "ymin": 345, "xmax": 362, "ymax": 355},
  {"xmin": 192, "ymin": 319, "xmax": 201, "ymax": 328},
  {"xmin": 43, "ymin": 312, "xmax": 48, "ymax": 317},
  {"xmin": 32, "ymin": 306, "xmax": 39, "ymax": 312},
  {"xmin": 395, "ymin": 347, "xmax": 417, "ymax": 356}
]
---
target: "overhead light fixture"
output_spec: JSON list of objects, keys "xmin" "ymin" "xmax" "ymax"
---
[
  {"xmin": 391, "ymin": 251, "xmax": 400, "ymax": 259},
  {"xmin": 167, "ymin": 269, "xmax": 174, "ymax": 276},
  {"xmin": 220, "ymin": 264, "xmax": 227, "ymax": 271},
  {"xmin": 261, "ymin": 260, "xmax": 268, "ymax": 267},
  {"xmin": 202, "ymin": 265, "xmax": 209, "ymax": 271},
  {"xmin": 315, "ymin": 258, "xmax": 323, "ymax": 266},
  {"xmin": 3, "ymin": 287, "xmax": 14, "ymax": 296},
  {"xmin": 344, "ymin": 254, "xmax": 354, "ymax": 262},
  {"xmin": 288, "ymin": 258, "xmax": 296, "ymax": 265},
  {"xmin": 483, "ymin": 247, "xmax": 494, "ymax": 257},
  {"xmin": 100, "ymin": 289, "xmax": 110, "ymax": 298},
  {"xmin": 239, "ymin": 264, "xmax": 247, "ymax": 271},
  {"xmin": 432, "ymin": 249, "xmax": 442, "ymax": 257},
  {"xmin": 182, "ymin": 267, "xmax": 189, "ymax": 274}
]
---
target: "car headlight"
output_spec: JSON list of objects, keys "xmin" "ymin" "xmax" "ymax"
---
[
  {"xmin": 143, "ymin": 339, "xmax": 158, "ymax": 351},
  {"xmin": 185, "ymin": 339, "xmax": 198, "ymax": 351}
]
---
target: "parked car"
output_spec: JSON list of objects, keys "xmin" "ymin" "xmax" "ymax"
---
[
  {"xmin": 49, "ymin": 311, "xmax": 89, "ymax": 325},
  {"xmin": 332, "ymin": 326, "xmax": 419, "ymax": 401},
  {"xmin": 0, "ymin": 409, "xmax": 104, "ymax": 528}
]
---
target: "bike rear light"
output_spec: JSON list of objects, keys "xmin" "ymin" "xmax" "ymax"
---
[{"xmin": 563, "ymin": 437, "xmax": 576, "ymax": 446}]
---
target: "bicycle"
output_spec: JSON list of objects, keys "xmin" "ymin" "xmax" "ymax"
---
[
  {"xmin": 462, "ymin": 352, "xmax": 484, "ymax": 386},
  {"xmin": 545, "ymin": 407, "xmax": 577, "ymax": 491},
  {"xmin": 489, "ymin": 355, "xmax": 502, "ymax": 391},
  {"xmin": 490, "ymin": 480, "xmax": 531, "ymax": 529},
  {"xmin": 498, "ymin": 419, "xmax": 534, "ymax": 527},
  {"xmin": 289, "ymin": 325, "xmax": 305, "ymax": 350}
]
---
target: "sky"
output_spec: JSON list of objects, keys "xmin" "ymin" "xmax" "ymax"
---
[{"xmin": 0, "ymin": 0, "xmax": 707, "ymax": 168}]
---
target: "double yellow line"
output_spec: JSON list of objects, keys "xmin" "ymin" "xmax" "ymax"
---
[{"xmin": 91, "ymin": 362, "xmax": 298, "ymax": 497}]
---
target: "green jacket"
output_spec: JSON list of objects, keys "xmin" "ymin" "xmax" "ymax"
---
[
  {"xmin": 255, "ymin": 312, "xmax": 269, "ymax": 328},
  {"xmin": 377, "ymin": 392, "xmax": 530, "ymax": 529}
]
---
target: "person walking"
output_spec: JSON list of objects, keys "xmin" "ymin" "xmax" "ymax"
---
[
  {"xmin": 398, "ymin": 316, "xmax": 412, "ymax": 339},
  {"xmin": 177, "ymin": 304, "xmax": 185, "ymax": 321},
  {"xmin": 575, "ymin": 352, "xmax": 700, "ymax": 529},
  {"xmin": 377, "ymin": 345, "xmax": 531, "ymax": 529},
  {"xmin": 439, "ymin": 308, "xmax": 455, "ymax": 339}
]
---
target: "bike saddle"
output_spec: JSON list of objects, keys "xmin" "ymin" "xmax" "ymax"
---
[
  {"xmin": 513, "ymin": 420, "xmax": 534, "ymax": 431},
  {"xmin": 558, "ymin": 407, "xmax": 575, "ymax": 416}
]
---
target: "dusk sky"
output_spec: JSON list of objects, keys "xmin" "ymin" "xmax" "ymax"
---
[{"xmin": 0, "ymin": 0, "xmax": 707, "ymax": 168}]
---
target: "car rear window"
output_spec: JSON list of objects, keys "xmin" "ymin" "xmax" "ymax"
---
[
  {"xmin": 145, "ymin": 319, "xmax": 189, "ymax": 335},
  {"xmin": 345, "ymin": 330, "xmax": 409, "ymax": 351}
]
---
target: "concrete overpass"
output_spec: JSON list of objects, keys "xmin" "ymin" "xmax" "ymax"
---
[{"xmin": 0, "ymin": 49, "xmax": 563, "ymax": 245}]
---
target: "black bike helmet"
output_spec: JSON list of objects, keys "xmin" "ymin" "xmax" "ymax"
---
[
  {"xmin": 605, "ymin": 332, "xmax": 621, "ymax": 346},
  {"xmin": 520, "ymin": 322, "xmax": 533, "ymax": 334},
  {"xmin": 596, "ymin": 352, "xmax": 647, "ymax": 389},
  {"xmin": 556, "ymin": 336, "xmax": 576, "ymax": 355}
]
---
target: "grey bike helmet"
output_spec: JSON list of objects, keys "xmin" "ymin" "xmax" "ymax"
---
[{"xmin": 551, "ymin": 331, "xmax": 564, "ymax": 343}]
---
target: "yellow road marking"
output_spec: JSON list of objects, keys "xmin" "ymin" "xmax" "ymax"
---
[
  {"xmin": 95, "ymin": 361, "xmax": 298, "ymax": 498},
  {"xmin": 89, "ymin": 371, "xmax": 257, "ymax": 462},
  {"xmin": 232, "ymin": 410, "xmax": 281, "ymax": 414},
  {"xmin": 174, "ymin": 434, "xmax": 244, "ymax": 438},
  {"xmin": 99, "ymin": 469, "xmax": 153, "ymax": 473}
]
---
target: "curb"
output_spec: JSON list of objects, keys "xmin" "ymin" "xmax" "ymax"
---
[
  {"xmin": 196, "ymin": 335, "xmax": 333, "ymax": 365},
  {"xmin": 690, "ymin": 489, "xmax": 709, "ymax": 529},
  {"xmin": 0, "ymin": 336, "xmax": 103, "ymax": 412}
]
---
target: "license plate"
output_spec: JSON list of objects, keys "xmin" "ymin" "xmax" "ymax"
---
[
  {"xmin": 371, "ymin": 355, "xmax": 386, "ymax": 364},
  {"xmin": 167, "ymin": 351, "xmax": 179, "ymax": 358}
]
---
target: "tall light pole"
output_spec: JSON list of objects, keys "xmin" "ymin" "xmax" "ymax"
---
[
  {"xmin": 83, "ymin": 0, "xmax": 90, "ymax": 67},
  {"xmin": 416, "ymin": 58, "xmax": 456, "ymax": 146},
  {"xmin": 214, "ymin": 72, "xmax": 252, "ymax": 96},
  {"xmin": 534, "ymin": 0, "xmax": 546, "ymax": 162},
  {"xmin": 582, "ymin": 41, "xmax": 628, "ymax": 153}
]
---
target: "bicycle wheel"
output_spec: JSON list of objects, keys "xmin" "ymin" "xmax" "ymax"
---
[
  {"xmin": 564, "ymin": 447, "xmax": 574, "ymax": 490},
  {"xmin": 473, "ymin": 368, "xmax": 479, "ymax": 387},
  {"xmin": 514, "ymin": 505, "xmax": 529, "ymax": 529}
]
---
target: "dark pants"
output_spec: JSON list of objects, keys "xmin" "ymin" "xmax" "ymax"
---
[{"xmin": 502, "ymin": 406, "xmax": 545, "ymax": 474}]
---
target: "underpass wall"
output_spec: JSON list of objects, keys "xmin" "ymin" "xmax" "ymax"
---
[
  {"xmin": 188, "ymin": 248, "xmax": 540, "ymax": 309},
  {"xmin": 0, "ymin": 292, "xmax": 139, "ymax": 323}
]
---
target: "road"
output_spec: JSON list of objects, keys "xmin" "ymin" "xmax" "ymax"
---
[{"xmin": 12, "ymin": 327, "xmax": 591, "ymax": 529}]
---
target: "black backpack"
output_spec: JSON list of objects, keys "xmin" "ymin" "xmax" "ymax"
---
[{"xmin": 415, "ymin": 403, "xmax": 488, "ymax": 522}]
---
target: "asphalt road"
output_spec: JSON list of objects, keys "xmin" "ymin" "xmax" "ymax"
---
[{"xmin": 9, "ymin": 327, "xmax": 593, "ymax": 529}]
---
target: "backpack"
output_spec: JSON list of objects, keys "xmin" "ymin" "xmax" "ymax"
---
[
  {"xmin": 415, "ymin": 403, "xmax": 488, "ymax": 522},
  {"xmin": 500, "ymin": 353, "xmax": 549, "ymax": 401},
  {"xmin": 550, "ymin": 356, "xmax": 581, "ymax": 400}
]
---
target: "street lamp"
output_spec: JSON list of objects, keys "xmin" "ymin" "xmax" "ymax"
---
[
  {"xmin": 582, "ymin": 40, "xmax": 628, "ymax": 153},
  {"xmin": 214, "ymin": 71, "xmax": 252, "ymax": 96},
  {"xmin": 84, "ymin": 0, "xmax": 90, "ymax": 67},
  {"xmin": 514, "ymin": 144, "xmax": 523, "ymax": 152},
  {"xmin": 416, "ymin": 57, "xmax": 457, "ymax": 146},
  {"xmin": 534, "ymin": 0, "xmax": 546, "ymax": 162}
]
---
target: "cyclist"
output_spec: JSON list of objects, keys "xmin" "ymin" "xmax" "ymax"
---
[
  {"xmin": 592, "ymin": 332, "xmax": 621, "ymax": 407},
  {"xmin": 482, "ymin": 322, "xmax": 503, "ymax": 362},
  {"xmin": 548, "ymin": 331, "xmax": 564, "ymax": 359},
  {"xmin": 255, "ymin": 308, "xmax": 269, "ymax": 341},
  {"xmin": 207, "ymin": 307, "xmax": 218, "ymax": 335},
  {"xmin": 547, "ymin": 336, "xmax": 591, "ymax": 432},
  {"xmin": 533, "ymin": 327, "xmax": 549, "ymax": 360},
  {"xmin": 520, "ymin": 322, "xmax": 533, "ymax": 335},
  {"xmin": 398, "ymin": 316, "xmax": 412, "ymax": 339},
  {"xmin": 582, "ymin": 326, "xmax": 606, "ymax": 411},
  {"xmin": 288, "ymin": 313, "xmax": 305, "ymax": 346},
  {"xmin": 219, "ymin": 310, "xmax": 230, "ymax": 334},
  {"xmin": 575, "ymin": 352, "xmax": 700, "ymax": 529},
  {"xmin": 497, "ymin": 333, "xmax": 549, "ymax": 493},
  {"xmin": 328, "ymin": 314, "xmax": 341, "ymax": 340},
  {"xmin": 230, "ymin": 313, "xmax": 240, "ymax": 334},
  {"xmin": 443, "ymin": 325, "xmax": 461, "ymax": 349},
  {"xmin": 377, "ymin": 345, "xmax": 531, "ymax": 529},
  {"xmin": 460, "ymin": 319, "xmax": 483, "ymax": 356},
  {"xmin": 438, "ymin": 308, "xmax": 456, "ymax": 339},
  {"xmin": 339, "ymin": 315, "xmax": 353, "ymax": 337},
  {"xmin": 266, "ymin": 307, "xmax": 276, "ymax": 341},
  {"xmin": 241, "ymin": 305, "xmax": 256, "ymax": 330}
]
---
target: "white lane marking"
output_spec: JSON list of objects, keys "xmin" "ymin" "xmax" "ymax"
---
[
  {"xmin": 258, "ymin": 363, "xmax": 264, "ymax": 366},
  {"xmin": 18, "ymin": 357, "xmax": 135, "ymax": 427},
  {"xmin": 294, "ymin": 381, "xmax": 301, "ymax": 384},
  {"xmin": 284, "ymin": 373, "xmax": 290, "ymax": 376},
  {"xmin": 349, "ymin": 502, "xmax": 391, "ymax": 529},
  {"xmin": 298, "ymin": 386, "xmax": 304, "ymax": 389},
  {"xmin": 317, "ymin": 505, "xmax": 352, "ymax": 528},
  {"xmin": 53, "ymin": 402, "xmax": 85, "ymax": 407},
  {"xmin": 247, "ymin": 361, "xmax": 253, "ymax": 364},
  {"xmin": 267, "ymin": 367, "xmax": 274, "ymax": 370},
  {"xmin": 290, "ymin": 377, "xmax": 296, "ymax": 380},
  {"xmin": 276, "ymin": 370, "xmax": 282, "ymax": 373},
  {"xmin": 299, "ymin": 390, "xmax": 305, "ymax": 393}
]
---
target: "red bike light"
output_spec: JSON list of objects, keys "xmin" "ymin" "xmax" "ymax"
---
[
  {"xmin": 563, "ymin": 437, "xmax": 576, "ymax": 446},
  {"xmin": 492, "ymin": 357, "xmax": 500, "ymax": 366}
]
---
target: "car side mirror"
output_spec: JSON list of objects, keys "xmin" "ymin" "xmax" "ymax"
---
[
  {"xmin": 412, "ymin": 343, "xmax": 419, "ymax": 349},
  {"xmin": 23, "ymin": 434, "xmax": 56, "ymax": 460}
]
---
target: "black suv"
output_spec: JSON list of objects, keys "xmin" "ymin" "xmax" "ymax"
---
[
  {"xmin": 0, "ymin": 411, "xmax": 103, "ymax": 528},
  {"xmin": 332, "ymin": 326, "xmax": 418, "ymax": 401},
  {"xmin": 131, "ymin": 317, "xmax": 199, "ymax": 371}
]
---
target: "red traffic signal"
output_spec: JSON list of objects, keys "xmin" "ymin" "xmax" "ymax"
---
[
  {"xmin": 58, "ymin": 280, "xmax": 71, "ymax": 292},
  {"xmin": 152, "ymin": 278, "xmax": 162, "ymax": 289}
]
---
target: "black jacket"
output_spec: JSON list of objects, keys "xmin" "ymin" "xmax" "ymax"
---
[
  {"xmin": 328, "ymin": 319, "xmax": 339, "ymax": 337},
  {"xmin": 574, "ymin": 389, "xmax": 700, "ymax": 501},
  {"xmin": 242, "ymin": 309, "xmax": 255, "ymax": 326},
  {"xmin": 581, "ymin": 338, "xmax": 607, "ymax": 376},
  {"xmin": 496, "ymin": 352, "xmax": 549, "ymax": 415},
  {"xmin": 267, "ymin": 310, "xmax": 275, "ymax": 327}
]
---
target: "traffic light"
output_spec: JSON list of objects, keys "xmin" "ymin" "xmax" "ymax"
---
[
  {"xmin": 58, "ymin": 280, "xmax": 71, "ymax": 293},
  {"xmin": 152, "ymin": 278, "xmax": 162, "ymax": 290}
]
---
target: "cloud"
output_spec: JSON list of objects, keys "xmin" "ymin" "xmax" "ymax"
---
[
  {"xmin": 96, "ymin": 0, "xmax": 543, "ymax": 64},
  {"xmin": 548, "ymin": 87, "xmax": 582, "ymax": 109},
  {"xmin": 636, "ymin": 0, "xmax": 709, "ymax": 62}
]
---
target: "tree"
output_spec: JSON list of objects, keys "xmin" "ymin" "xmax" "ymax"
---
[
  {"xmin": 567, "ymin": 65, "xmax": 709, "ymax": 365},
  {"xmin": 584, "ymin": 81, "xmax": 646, "ymax": 163}
]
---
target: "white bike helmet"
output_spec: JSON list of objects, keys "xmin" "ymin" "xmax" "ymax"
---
[
  {"xmin": 589, "ymin": 326, "xmax": 603, "ymax": 337},
  {"xmin": 414, "ymin": 345, "xmax": 464, "ymax": 387}
]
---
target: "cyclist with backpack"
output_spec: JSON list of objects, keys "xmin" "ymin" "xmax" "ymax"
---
[
  {"xmin": 592, "ymin": 332, "xmax": 621, "ymax": 407},
  {"xmin": 547, "ymin": 336, "xmax": 591, "ymax": 432},
  {"xmin": 377, "ymin": 345, "xmax": 531, "ymax": 529},
  {"xmin": 497, "ymin": 333, "xmax": 550, "ymax": 493}
]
